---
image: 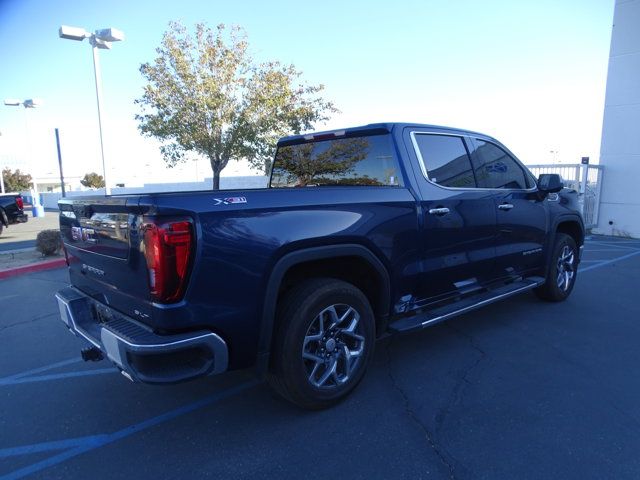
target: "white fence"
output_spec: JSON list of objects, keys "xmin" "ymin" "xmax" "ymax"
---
[
  {"xmin": 37, "ymin": 176, "xmax": 269, "ymax": 210},
  {"xmin": 527, "ymin": 164, "xmax": 604, "ymax": 228}
]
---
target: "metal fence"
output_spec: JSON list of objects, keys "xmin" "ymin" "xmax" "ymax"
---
[{"xmin": 527, "ymin": 164, "xmax": 604, "ymax": 228}]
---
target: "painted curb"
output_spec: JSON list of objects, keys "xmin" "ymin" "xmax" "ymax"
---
[{"xmin": 0, "ymin": 258, "xmax": 67, "ymax": 280}]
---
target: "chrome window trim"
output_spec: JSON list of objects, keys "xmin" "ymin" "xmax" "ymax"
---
[{"xmin": 409, "ymin": 131, "xmax": 537, "ymax": 193}]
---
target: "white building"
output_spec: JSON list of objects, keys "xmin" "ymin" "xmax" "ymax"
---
[{"xmin": 594, "ymin": 0, "xmax": 640, "ymax": 238}]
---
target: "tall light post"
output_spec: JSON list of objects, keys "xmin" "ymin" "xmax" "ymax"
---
[
  {"xmin": 4, "ymin": 98, "xmax": 43, "ymax": 206},
  {"xmin": 59, "ymin": 25, "xmax": 125, "ymax": 195}
]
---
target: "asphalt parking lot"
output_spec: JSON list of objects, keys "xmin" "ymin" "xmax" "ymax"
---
[{"xmin": 2, "ymin": 236, "xmax": 640, "ymax": 480}]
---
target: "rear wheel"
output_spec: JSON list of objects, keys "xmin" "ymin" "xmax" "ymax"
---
[
  {"xmin": 268, "ymin": 278, "xmax": 375, "ymax": 410},
  {"xmin": 535, "ymin": 233, "xmax": 578, "ymax": 302}
]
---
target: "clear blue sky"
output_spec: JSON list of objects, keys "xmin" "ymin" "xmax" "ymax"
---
[{"xmin": 0, "ymin": 0, "xmax": 614, "ymax": 185}]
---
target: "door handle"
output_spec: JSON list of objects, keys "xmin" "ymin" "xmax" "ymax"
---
[
  {"xmin": 428, "ymin": 207, "xmax": 450, "ymax": 216},
  {"xmin": 498, "ymin": 203, "xmax": 514, "ymax": 211}
]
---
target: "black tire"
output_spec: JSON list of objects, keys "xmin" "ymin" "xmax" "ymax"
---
[
  {"xmin": 268, "ymin": 278, "xmax": 375, "ymax": 410},
  {"xmin": 535, "ymin": 233, "xmax": 578, "ymax": 302}
]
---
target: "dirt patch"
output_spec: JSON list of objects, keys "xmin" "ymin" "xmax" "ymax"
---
[{"xmin": 0, "ymin": 250, "xmax": 64, "ymax": 271}]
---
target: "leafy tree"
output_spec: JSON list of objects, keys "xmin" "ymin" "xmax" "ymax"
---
[
  {"xmin": 135, "ymin": 21, "xmax": 337, "ymax": 189},
  {"xmin": 81, "ymin": 172, "xmax": 106, "ymax": 188},
  {"xmin": 2, "ymin": 168, "xmax": 32, "ymax": 192}
]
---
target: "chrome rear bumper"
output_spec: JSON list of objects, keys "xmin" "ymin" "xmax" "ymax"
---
[{"xmin": 55, "ymin": 287, "xmax": 228, "ymax": 384}]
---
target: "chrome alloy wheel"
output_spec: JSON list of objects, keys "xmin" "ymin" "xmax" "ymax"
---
[
  {"xmin": 302, "ymin": 304, "xmax": 365, "ymax": 388},
  {"xmin": 556, "ymin": 245, "xmax": 576, "ymax": 292}
]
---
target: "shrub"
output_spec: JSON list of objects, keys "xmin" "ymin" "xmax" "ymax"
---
[{"xmin": 36, "ymin": 230, "xmax": 62, "ymax": 256}]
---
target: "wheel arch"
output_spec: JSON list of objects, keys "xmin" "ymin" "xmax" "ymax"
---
[
  {"xmin": 255, "ymin": 244, "xmax": 391, "ymax": 375},
  {"xmin": 542, "ymin": 214, "xmax": 585, "ymax": 277},
  {"xmin": 555, "ymin": 217, "xmax": 585, "ymax": 247}
]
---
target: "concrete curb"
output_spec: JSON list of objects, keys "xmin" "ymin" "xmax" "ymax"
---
[{"xmin": 0, "ymin": 258, "xmax": 67, "ymax": 280}]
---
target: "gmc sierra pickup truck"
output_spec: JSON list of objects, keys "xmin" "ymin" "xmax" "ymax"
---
[
  {"xmin": 56, "ymin": 123, "xmax": 583, "ymax": 409},
  {"xmin": 0, "ymin": 194, "xmax": 28, "ymax": 236}
]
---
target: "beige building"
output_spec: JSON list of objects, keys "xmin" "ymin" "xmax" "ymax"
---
[{"xmin": 594, "ymin": 0, "xmax": 640, "ymax": 238}]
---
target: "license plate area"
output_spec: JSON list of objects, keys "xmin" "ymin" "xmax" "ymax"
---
[
  {"xmin": 71, "ymin": 299, "xmax": 104, "ymax": 346},
  {"xmin": 95, "ymin": 302, "xmax": 116, "ymax": 324}
]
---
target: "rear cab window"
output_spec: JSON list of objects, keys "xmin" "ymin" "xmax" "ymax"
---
[{"xmin": 270, "ymin": 134, "xmax": 403, "ymax": 188}]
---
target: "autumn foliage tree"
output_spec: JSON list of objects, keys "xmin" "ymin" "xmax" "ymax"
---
[
  {"xmin": 135, "ymin": 22, "xmax": 337, "ymax": 189},
  {"xmin": 2, "ymin": 168, "xmax": 32, "ymax": 192},
  {"xmin": 80, "ymin": 172, "xmax": 106, "ymax": 188}
]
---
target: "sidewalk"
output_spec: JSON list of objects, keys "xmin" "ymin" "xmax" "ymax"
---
[
  {"xmin": 0, "ymin": 209, "xmax": 59, "ymax": 252},
  {"xmin": 0, "ymin": 209, "xmax": 63, "ymax": 276}
]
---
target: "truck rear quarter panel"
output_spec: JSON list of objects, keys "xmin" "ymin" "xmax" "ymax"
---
[{"xmin": 144, "ymin": 187, "xmax": 420, "ymax": 368}]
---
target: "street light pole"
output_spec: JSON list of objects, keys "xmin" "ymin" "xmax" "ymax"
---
[
  {"xmin": 3, "ymin": 98, "xmax": 42, "ymax": 205},
  {"xmin": 90, "ymin": 39, "xmax": 109, "ymax": 194},
  {"xmin": 21, "ymin": 107, "xmax": 39, "ymax": 200},
  {"xmin": 55, "ymin": 128, "xmax": 66, "ymax": 197},
  {"xmin": 59, "ymin": 25, "xmax": 124, "ymax": 196}
]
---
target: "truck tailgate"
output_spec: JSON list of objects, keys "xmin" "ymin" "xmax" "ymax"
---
[{"xmin": 58, "ymin": 196, "xmax": 156, "ymax": 325}]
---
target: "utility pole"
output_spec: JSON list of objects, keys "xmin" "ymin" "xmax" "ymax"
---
[{"xmin": 55, "ymin": 128, "xmax": 66, "ymax": 197}]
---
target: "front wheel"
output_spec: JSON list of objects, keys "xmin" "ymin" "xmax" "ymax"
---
[
  {"xmin": 535, "ymin": 233, "xmax": 578, "ymax": 302},
  {"xmin": 268, "ymin": 278, "xmax": 375, "ymax": 410}
]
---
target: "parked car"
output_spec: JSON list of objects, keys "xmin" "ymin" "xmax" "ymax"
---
[
  {"xmin": 55, "ymin": 123, "xmax": 583, "ymax": 409},
  {"xmin": 0, "ymin": 194, "xmax": 28, "ymax": 236}
]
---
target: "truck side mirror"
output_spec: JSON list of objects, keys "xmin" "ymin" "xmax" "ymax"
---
[{"xmin": 537, "ymin": 173, "xmax": 564, "ymax": 194}]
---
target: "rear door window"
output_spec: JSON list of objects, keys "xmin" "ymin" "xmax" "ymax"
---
[
  {"xmin": 412, "ymin": 133, "xmax": 476, "ymax": 189},
  {"xmin": 470, "ymin": 140, "xmax": 532, "ymax": 190},
  {"xmin": 270, "ymin": 134, "xmax": 402, "ymax": 187}
]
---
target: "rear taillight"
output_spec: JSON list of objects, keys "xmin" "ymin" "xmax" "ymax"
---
[
  {"xmin": 16, "ymin": 196, "xmax": 24, "ymax": 210},
  {"xmin": 141, "ymin": 219, "xmax": 194, "ymax": 303}
]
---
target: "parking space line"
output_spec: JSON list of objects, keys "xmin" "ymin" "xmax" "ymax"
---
[
  {"xmin": 587, "ymin": 241, "xmax": 640, "ymax": 251},
  {"xmin": 582, "ymin": 249, "xmax": 630, "ymax": 252},
  {"xmin": 594, "ymin": 239, "xmax": 640, "ymax": 243},
  {"xmin": 0, "ymin": 368, "xmax": 116, "ymax": 387},
  {"xmin": 0, "ymin": 380, "xmax": 260, "ymax": 480},
  {"xmin": 0, "ymin": 435, "xmax": 108, "ymax": 459},
  {"xmin": 0, "ymin": 358, "xmax": 81, "ymax": 382},
  {"xmin": 580, "ymin": 250, "xmax": 640, "ymax": 273}
]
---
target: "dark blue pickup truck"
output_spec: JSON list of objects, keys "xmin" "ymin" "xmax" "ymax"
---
[{"xmin": 56, "ymin": 123, "xmax": 583, "ymax": 409}]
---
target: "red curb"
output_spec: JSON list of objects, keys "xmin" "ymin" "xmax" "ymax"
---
[{"xmin": 0, "ymin": 258, "xmax": 67, "ymax": 280}]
